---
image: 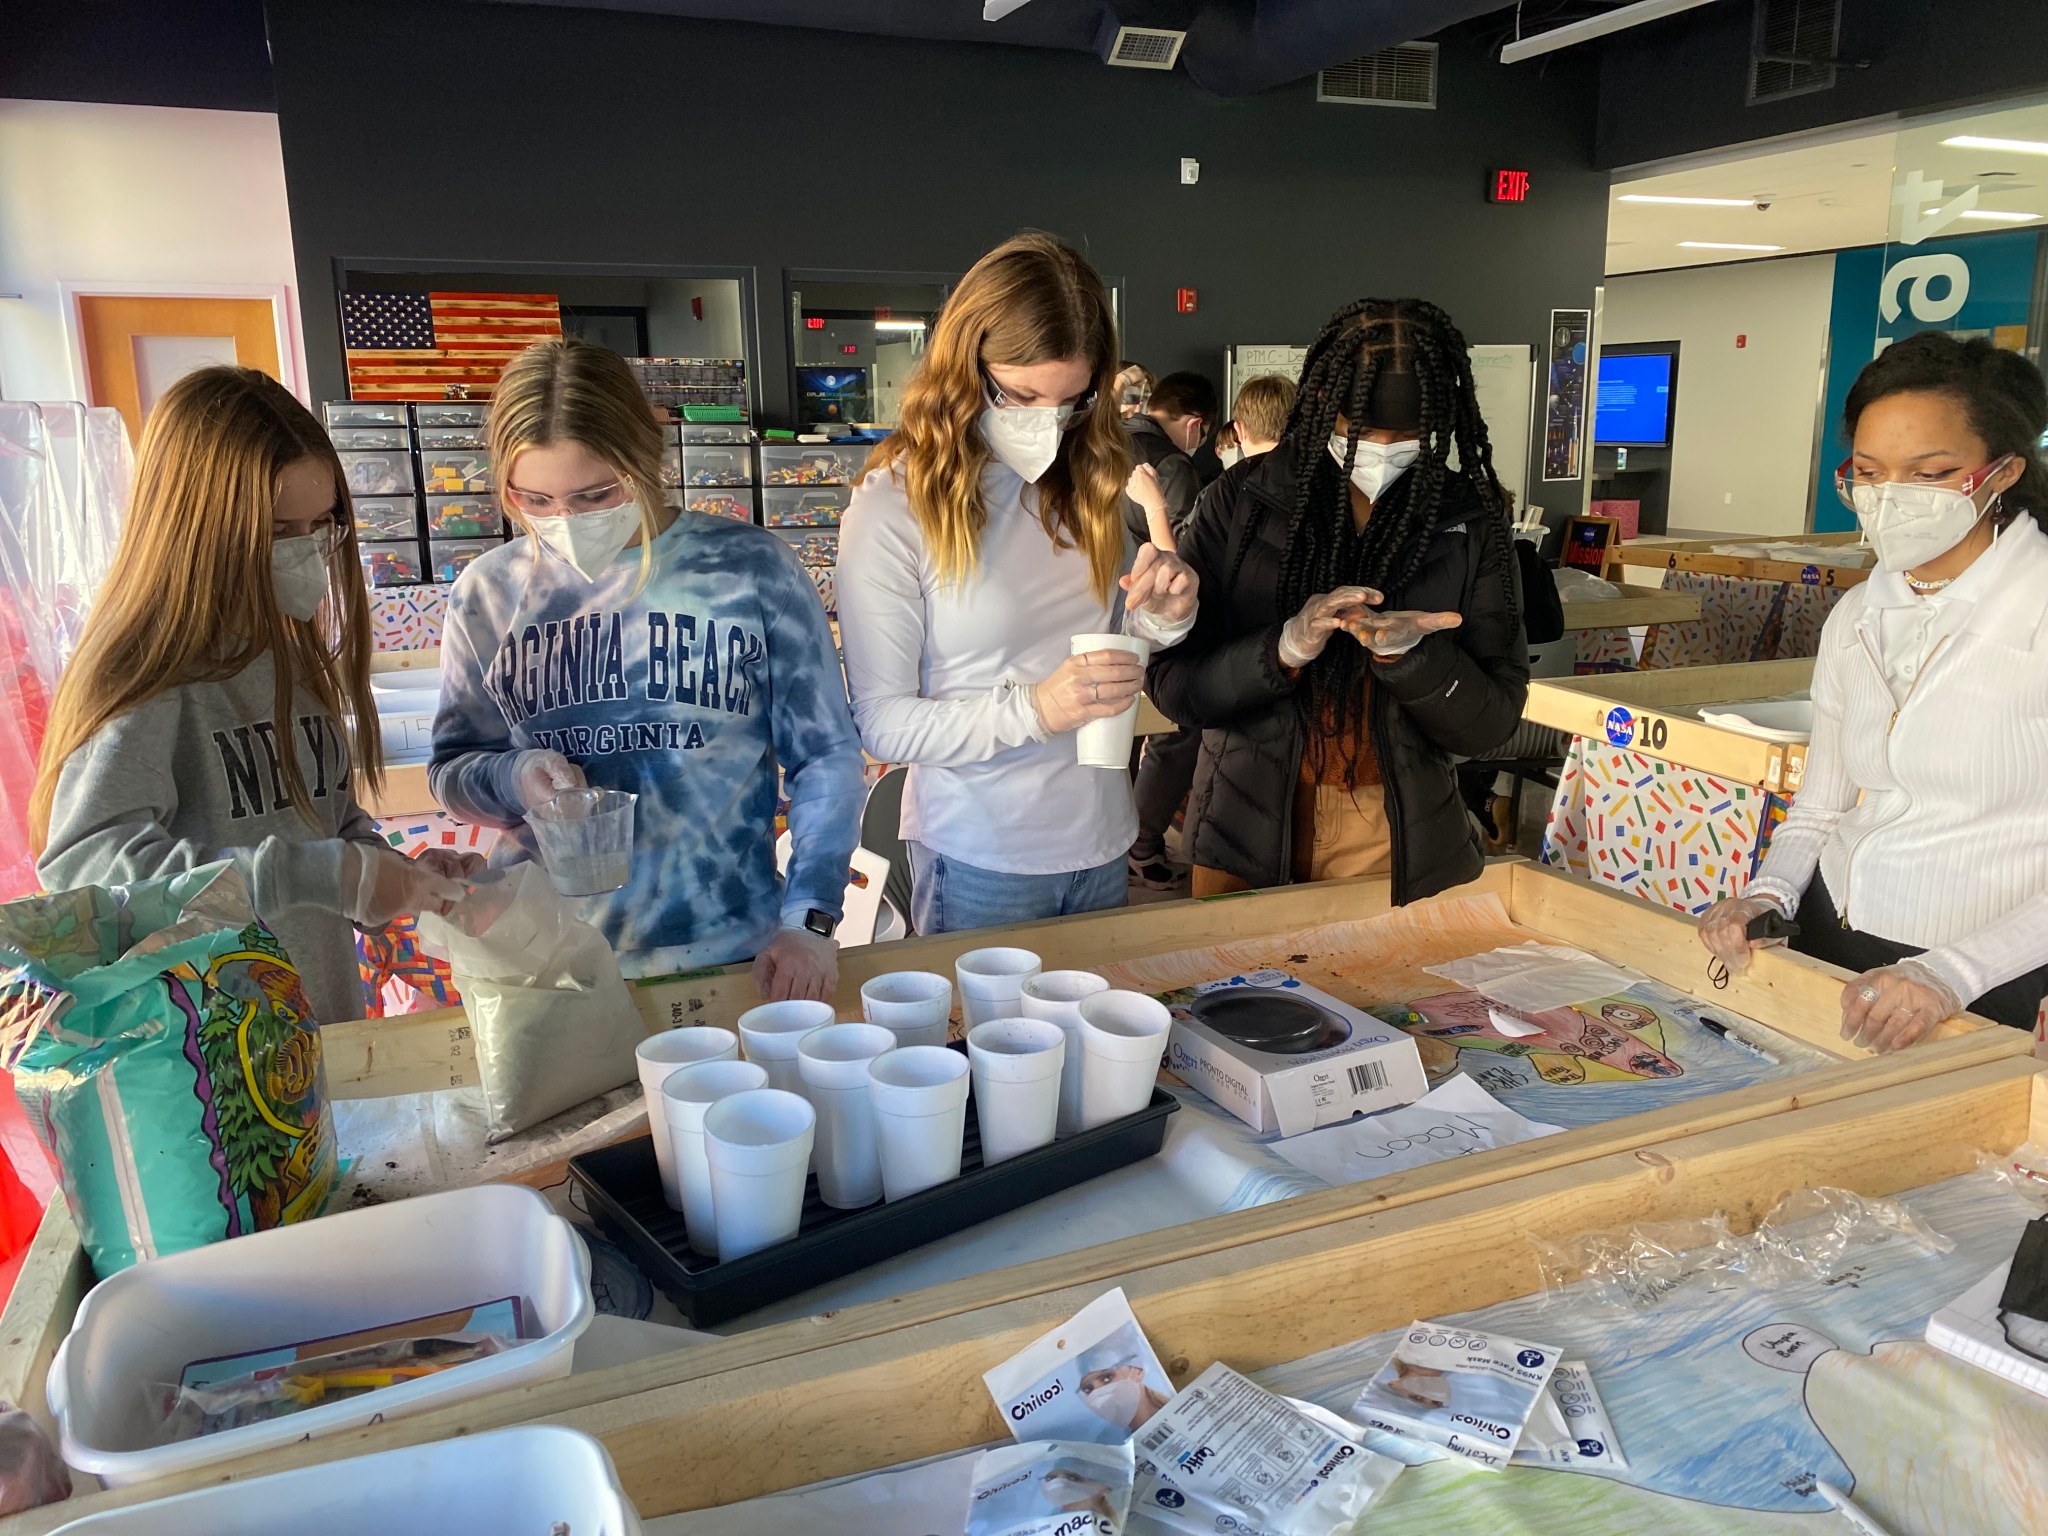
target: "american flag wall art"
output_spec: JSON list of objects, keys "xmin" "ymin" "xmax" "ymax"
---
[{"xmin": 340, "ymin": 291, "xmax": 563, "ymax": 400}]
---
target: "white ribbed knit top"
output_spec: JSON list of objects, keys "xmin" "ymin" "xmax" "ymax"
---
[{"xmin": 1750, "ymin": 517, "xmax": 2048, "ymax": 1007}]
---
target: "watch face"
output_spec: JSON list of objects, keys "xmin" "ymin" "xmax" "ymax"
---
[{"xmin": 804, "ymin": 909, "xmax": 835, "ymax": 937}]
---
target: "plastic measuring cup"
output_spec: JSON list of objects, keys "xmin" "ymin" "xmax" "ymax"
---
[{"xmin": 523, "ymin": 787, "xmax": 637, "ymax": 896}]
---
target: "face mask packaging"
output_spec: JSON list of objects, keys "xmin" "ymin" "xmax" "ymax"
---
[
  {"xmin": 1511, "ymin": 1361, "xmax": 1627, "ymax": 1471},
  {"xmin": 968, "ymin": 1439, "xmax": 1135, "ymax": 1536},
  {"xmin": 1350, "ymin": 1321, "xmax": 1561, "ymax": 1471},
  {"xmin": 985, "ymin": 1289, "xmax": 1177, "ymax": 1445},
  {"xmin": 1128, "ymin": 1362, "xmax": 1401, "ymax": 1536}
]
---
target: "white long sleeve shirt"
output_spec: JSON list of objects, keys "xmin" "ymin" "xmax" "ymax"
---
[
  {"xmin": 1749, "ymin": 517, "xmax": 2048, "ymax": 1006},
  {"xmin": 836, "ymin": 462, "xmax": 1195, "ymax": 875}
]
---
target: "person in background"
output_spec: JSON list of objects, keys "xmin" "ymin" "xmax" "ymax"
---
[
  {"xmin": 34, "ymin": 367, "xmax": 472, "ymax": 1027},
  {"xmin": 1115, "ymin": 361, "xmax": 1155, "ymax": 420},
  {"xmin": 1122, "ymin": 371, "xmax": 1217, "ymax": 546},
  {"xmin": 430, "ymin": 338, "xmax": 864, "ymax": 1000},
  {"xmin": 836, "ymin": 233, "xmax": 1199, "ymax": 935},
  {"xmin": 1146, "ymin": 298, "xmax": 1528, "ymax": 902},
  {"xmin": 1127, "ymin": 374, "xmax": 1296, "ymax": 890},
  {"xmin": 1699, "ymin": 331, "xmax": 2048, "ymax": 1047}
]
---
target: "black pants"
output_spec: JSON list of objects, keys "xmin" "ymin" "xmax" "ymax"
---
[
  {"xmin": 1792, "ymin": 879, "xmax": 2045, "ymax": 1032},
  {"xmin": 1131, "ymin": 726, "xmax": 1203, "ymax": 858}
]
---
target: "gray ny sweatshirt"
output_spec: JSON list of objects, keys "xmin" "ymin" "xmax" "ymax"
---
[{"xmin": 38, "ymin": 653, "xmax": 385, "ymax": 1027}]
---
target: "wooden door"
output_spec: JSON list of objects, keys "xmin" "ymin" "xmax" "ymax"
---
[{"xmin": 75, "ymin": 295, "xmax": 284, "ymax": 440}]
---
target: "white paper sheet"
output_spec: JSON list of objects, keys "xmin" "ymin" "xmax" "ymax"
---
[
  {"xmin": 1424, "ymin": 942, "xmax": 1641, "ymax": 1013},
  {"xmin": 1268, "ymin": 1075, "xmax": 1564, "ymax": 1186}
]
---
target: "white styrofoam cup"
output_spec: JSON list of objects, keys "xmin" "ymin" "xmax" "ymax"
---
[
  {"xmin": 859, "ymin": 970, "xmax": 955, "ymax": 1050},
  {"xmin": 703, "ymin": 1088, "xmax": 816, "ymax": 1263},
  {"xmin": 797, "ymin": 1022, "xmax": 896, "ymax": 1209},
  {"xmin": 1070, "ymin": 632, "xmax": 1152, "ymax": 768},
  {"xmin": 1019, "ymin": 969, "xmax": 1112, "ymax": 1136},
  {"xmin": 1077, "ymin": 989, "xmax": 1172, "ymax": 1129},
  {"xmin": 966, "ymin": 1017, "xmax": 1066, "ymax": 1165},
  {"xmin": 635, "ymin": 1026, "xmax": 739, "ymax": 1211},
  {"xmin": 866, "ymin": 1045, "xmax": 970, "ymax": 1201},
  {"xmin": 954, "ymin": 947, "xmax": 1043, "ymax": 1030},
  {"xmin": 660, "ymin": 1058, "xmax": 769, "ymax": 1257}
]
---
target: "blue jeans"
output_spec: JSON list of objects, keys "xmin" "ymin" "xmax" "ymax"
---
[{"xmin": 907, "ymin": 843, "xmax": 1128, "ymax": 936}]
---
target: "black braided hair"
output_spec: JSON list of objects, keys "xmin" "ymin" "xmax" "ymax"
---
[{"xmin": 1240, "ymin": 298, "xmax": 1511, "ymax": 785}]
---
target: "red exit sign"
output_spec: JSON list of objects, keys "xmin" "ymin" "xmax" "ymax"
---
[{"xmin": 1488, "ymin": 168, "xmax": 1531, "ymax": 204}]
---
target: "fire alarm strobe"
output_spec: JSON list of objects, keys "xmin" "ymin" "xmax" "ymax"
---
[{"xmin": 1176, "ymin": 288, "xmax": 1198, "ymax": 314}]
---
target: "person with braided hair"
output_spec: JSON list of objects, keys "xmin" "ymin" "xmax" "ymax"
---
[{"xmin": 1145, "ymin": 298, "xmax": 1528, "ymax": 903}]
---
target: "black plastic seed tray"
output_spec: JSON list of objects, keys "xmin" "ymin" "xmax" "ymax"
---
[{"xmin": 569, "ymin": 1082, "xmax": 1179, "ymax": 1327}]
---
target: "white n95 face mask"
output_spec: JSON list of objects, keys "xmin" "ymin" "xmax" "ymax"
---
[
  {"xmin": 529, "ymin": 500, "xmax": 642, "ymax": 581},
  {"xmin": 1844, "ymin": 459, "xmax": 2008, "ymax": 573},
  {"xmin": 1329, "ymin": 435, "xmax": 1422, "ymax": 502},
  {"xmin": 982, "ymin": 403, "xmax": 1075, "ymax": 484},
  {"xmin": 271, "ymin": 535, "xmax": 330, "ymax": 620},
  {"xmin": 1083, "ymin": 1376, "xmax": 1145, "ymax": 1428},
  {"xmin": 1218, "ymin": 444, "xmax": 1244, "ymax": 469}
]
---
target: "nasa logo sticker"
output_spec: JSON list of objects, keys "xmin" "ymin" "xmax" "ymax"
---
[
  {"xmin": 1800, "ymin": 564, "xmax": 1822, "ymax": 585},
  {"xmin": 1604, "ymin": 706, "xmax": 1635, "ymax": 747}
]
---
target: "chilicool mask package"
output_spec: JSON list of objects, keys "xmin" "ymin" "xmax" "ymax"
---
[
  {"xmin": 1128, "ymin": 1363, "xmax": 1401, "ymax": 1536},
  {"xmin": 1351, "ymin": 1321, "xmax": 1562, "ymax": 1471},
  {"xmin": 985, "ymin": 1289, "xmax": 1178, "ymax": 1445},
  {"xmin": 967, "ymin": 1439, "xmax": 1135, "ymax": 1536},
  {"xmin": 1512, "ymin": 1361, "xmax": 1627, "ymax": 1471}
]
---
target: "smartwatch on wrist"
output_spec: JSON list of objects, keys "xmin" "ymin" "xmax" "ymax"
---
[{"xmin": 802, "ymin": 908, "xmax": 838, "ymax": 940}]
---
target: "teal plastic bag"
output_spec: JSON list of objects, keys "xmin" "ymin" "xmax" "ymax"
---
[{"xmin": 0, "ymin": 863, "xmax": 337, "ymax": 1275}]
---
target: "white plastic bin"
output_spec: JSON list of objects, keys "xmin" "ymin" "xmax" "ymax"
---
[
  {"xmin": 46, "ymin": 1426, "xmax": 641, "ymax": 1536},
  {"xmin": 49, "ymin": 1185, "xmax": 593, "ymax": 1486}
]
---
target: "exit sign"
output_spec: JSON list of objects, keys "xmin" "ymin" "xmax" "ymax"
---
[{"xmin": 1488, "ymin": 168, "xmax": 1531, "ymax": 204}]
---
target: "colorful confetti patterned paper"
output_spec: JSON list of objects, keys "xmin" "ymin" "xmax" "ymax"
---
[
  {"xmin": 1542, "ymin": 740, "xmax": 1793, "ymax": 913},
  {"xmin": 1576, "ymin": 572, "xmax": 1847, "ymax": 673},
  {"xmin": 370, "ymin": 583, "xmax": 450, "ymax": 652}
]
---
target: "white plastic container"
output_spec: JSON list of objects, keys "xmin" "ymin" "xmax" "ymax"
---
[
  {"xmin": 48, "ymin": 1185, "xmax": 593, "ymax": 1487},
  {"xmin": 45, "ymin": 1425, "xmax": 641, "ymax": 1536}
]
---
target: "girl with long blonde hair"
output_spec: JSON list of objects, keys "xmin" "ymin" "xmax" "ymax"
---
[
  {"xmin": 429, "ymin": 338, "xmax": 863, "ymax": 999},
  {"xmin": 34, "ymin": 366, "xmax": 471, "ymax": 1026},
  {"xmin": 836, "ymin": 233, "xmax": 1199, "ymax": 933}
]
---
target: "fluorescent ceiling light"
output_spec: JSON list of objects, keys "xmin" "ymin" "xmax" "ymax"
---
[
  {"xmin": 1959, "ymin": 209, "xmax": 2039, "ymax": 222},
  {"xmin": 1619, "ymin": 194, "xmax": 1755, "ymax": 206},
  {"xmin": 1500, "ymin": 0, "xmax": 1716, "ymax": 63},
  {"xmin": 874, "ymin": 320, "xmax": 928, "ymax": 331},
  {"xmin": 1679, "ymin": 241, "xmax": 1783, "ymax": 251},
  {"xmin": 984, "ymin": 0, "xmax": 1034, "ymax": 19},
  {"xmin": 1941, "ymin": 135, "xmax": 2048, "ymax": 156}
]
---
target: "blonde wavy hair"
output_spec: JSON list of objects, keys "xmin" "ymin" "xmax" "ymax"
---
[
  {"xmin": 33, "ymin": 367, "xmax": 378, "ymax": 850},
  {"xmin": 487, "ymin": 338, "xmax": 668, "ymax": 593},
  {"xmin": 866, "ymin": 233, "xmax": 1130, "ymax": 603}
]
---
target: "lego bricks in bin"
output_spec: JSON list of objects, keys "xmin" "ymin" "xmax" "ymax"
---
[
  {"xmin": 686, "ymin": 489, "xmax": 756, "ymax": 523},
  {"xmin": 339, "ymin": 450, "xmax": 414, "ymax": 496},
  {"xmin": 360, "ymin": 544, "xmax": 424, "ymax": 588},
  {"xmin": 762, "ymin": 443, "xmax": 864, "ymax": 486},
  {"xmin": 424, "ymin": 496, "xmax": 505, "ymax": 539},
  {"xmin": 322, "ymin": 401, "xmax": 407, "ymax": 427},
  {"xmin": 431, "ymin": 539, "xmax": 499, "ymax": 583},
  {"xmin": 763, "ymin": 486, "xmax": 849, "ymax": 527},
  {"xmin": 421, "ymin": 452, "xmax": 492, "ymax": 495},
  {"xmin": 418, "ymin": 425, "xmax": 489, "ymax": 451},
  {"xmin": 353, "ymin": 496, "xmax": 421, "ymax": 542}
]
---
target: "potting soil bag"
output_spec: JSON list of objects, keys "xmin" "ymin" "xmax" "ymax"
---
[{"xmin": 0, "ymin": 863, "xmax": 336, "ymax": 1274}]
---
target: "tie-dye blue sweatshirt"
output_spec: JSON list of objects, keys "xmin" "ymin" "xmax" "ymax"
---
[{"xmin": 429, "ymin": 512, "xmax": 865, "ymax": 980}]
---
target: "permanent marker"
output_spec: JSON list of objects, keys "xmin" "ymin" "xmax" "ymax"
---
[
  {"xmin": 1699, "ymin": 1016, "xmax": 1781, "ymax": 1065},
  {"xmin": 1816, "ymin": 1479, "xmax": 1900, "ymax": 1536}
]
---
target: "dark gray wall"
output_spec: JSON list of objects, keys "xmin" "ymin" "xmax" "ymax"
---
[
  {"xmin": 267, "ymin": 0, "xmax": 1610, "ymax": 514},
  {"xmin": 1597, "ymin": 0, "xmax": 2048, "ymax": 171}
]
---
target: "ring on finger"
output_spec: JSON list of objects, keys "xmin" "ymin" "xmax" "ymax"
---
[{"xmin": 1857, "ymin": 985, "xmax": 1880, "ymax": 1003}]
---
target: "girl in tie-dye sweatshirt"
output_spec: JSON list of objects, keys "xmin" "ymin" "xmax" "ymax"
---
[{"xmin": 430, "ymin": 340, "xmax": 863, "ymax": 1000}]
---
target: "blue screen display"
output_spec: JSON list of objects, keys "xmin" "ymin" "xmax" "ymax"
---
[{"xmin": 1595, "ymin": 352, "xmax": 1674, "ymax": 445}]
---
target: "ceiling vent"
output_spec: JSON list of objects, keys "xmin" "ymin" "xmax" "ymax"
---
[
  {"xmin": 1317, "ymin": 42, "xmax": 1438, "ymax": 109},
  {"xmin": 1750, "ymin": 0, "xmax": 1841, "ymax": 103},
  {"xmin": 1102, "ymin": 26, "xmax": 1186, "ymax": 70}
]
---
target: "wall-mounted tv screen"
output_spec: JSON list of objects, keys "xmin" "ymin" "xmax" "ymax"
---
[
  {"xmin": 1594, "ymin": 346, "xmax": 1678, "ymax": 448},
  {"xmin": 796, "ymin": 366, "xmax": 871, "ymax": 426}
]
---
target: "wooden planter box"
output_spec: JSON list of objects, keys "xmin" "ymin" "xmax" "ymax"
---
[
  {"xmin": 1617, "ymin": 531, "xmax": 1869, "ymax": 590},
  {"xmin": 0, "ymin": 860, "xmax": 2027, "ymax": 1532}
]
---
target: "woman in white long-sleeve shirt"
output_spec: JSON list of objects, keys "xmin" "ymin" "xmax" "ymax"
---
[
  {"xmin": 836, "ymin": 233, "xmax": 1199, "ymax": 934},
  {"xmin": 1700, "ymin": 331, "xmax": 2048, "ymax": 1048}
]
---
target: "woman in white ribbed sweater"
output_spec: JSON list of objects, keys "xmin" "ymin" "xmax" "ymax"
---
[{"xmin": 1700, "ymin": 332, "xmax": 2048, "ymax": 1049}]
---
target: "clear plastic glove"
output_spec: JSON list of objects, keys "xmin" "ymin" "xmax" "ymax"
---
[
  {"xmin": 1840, "ymin": 960, "xmax": 1962, "ymax": 1053},
  {"xmin": 412, "ymin": 847, "xmax": 490, "ymax": 886},
  {"xmin": 1120, "ymin": 472, "xmax": 1199, "ymax": 626},
  {"xmin": 510, "ymin": 748, "xmax": 585, "ymax": 811},
  {"xmin": 1345, "ymin": 604, "xmax": 1463, "ymax": 658},
  {"xmin": 1032, "ymin": 649, "xmax": 1146, "ymax": 735},
  {"xmin": 1278, "ymin": 587, "xmax": 1381, "ymax": 669},
  {"xmin": 340, "ymin": 844, "xmax": 467, "ymax": 928},
  {"xmin": 754, "ymin": 925, "xmax": 838, "ymax": 1002},
  {"xmin": 0, "ymin": 1403, "xmax": 69, "ymax": 1515},
  {"xmin": 1696, "ymin": 894, "xmax": 1789, "ymax": 978}
]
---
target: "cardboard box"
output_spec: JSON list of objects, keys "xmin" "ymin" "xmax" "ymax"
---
[{"xmin": 1159, "ymin": 969, "xmax": 1427, "ymax": 1137}]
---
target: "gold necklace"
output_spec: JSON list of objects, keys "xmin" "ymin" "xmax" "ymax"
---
[{"xmin": 1904, "ymin": 571, "xmax": 1954, "ymax": 593}]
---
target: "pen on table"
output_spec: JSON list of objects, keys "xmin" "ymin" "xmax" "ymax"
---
[
  {"xmin": 1816, "ymin": 1479, "xmax": 1901, "ymax": 1536},
  {"xmin": 1699, "ymin": 1016, "xmax": 1781, "ymax": 1066},
  {"xmin": 2009, "ymin": 1161, "xmax": 2048, "ymax": 1188}
]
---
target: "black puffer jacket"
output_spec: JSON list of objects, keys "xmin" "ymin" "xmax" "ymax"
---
[{"xmin": 1147, "ymin": 443, "xmax": 1529, "ymax": 903}]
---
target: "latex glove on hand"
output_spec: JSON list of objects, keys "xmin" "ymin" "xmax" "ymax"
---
[
  {"xmin": 341, "ymin": 844, "xmax": 468, "ymax": 928},
  {"xmin": 510, "ymin": 749, "xmax": 586, "ymax": 811},
  {"xmin": 1277, "ymin": 588, "xmax": 1381, "ymax": 670},
  {"xmin": 1839, "ymin": 960, "xmax": 1962, "ymax": 1053},
  {"xmin": 1696, "ymin": 894, "xmax": 1789, "ymax": 979},
  {"xmin": 754, "ymin": 925, "xmax": 838, "ymax": 1002},
  {"xmin": 1119, "ymin": 470, "xmax": 1199, "ymax": 627},
  {"xmin": 1344, "ymin": 604, "xmax": 1463, "ymax": 658},
  {"xmin": 412, "ymin": 847, "xmax": 490, "ymax": 886},
  {"xmin": 1032, "ymin": 649, "xmax": 1145, "ymax": 735}
]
